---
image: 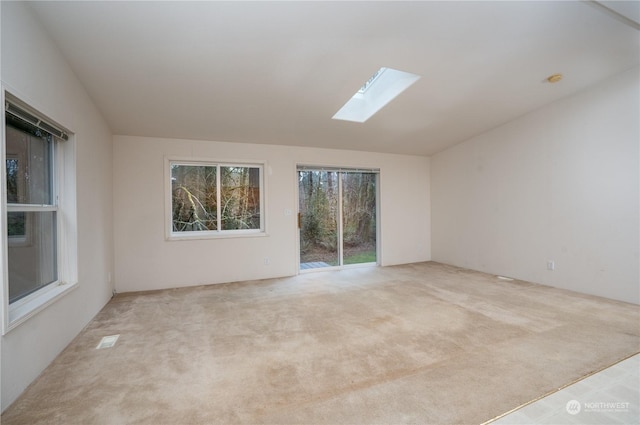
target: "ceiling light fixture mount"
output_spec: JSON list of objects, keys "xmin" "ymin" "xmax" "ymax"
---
[{"xmin": 547, "ymin": 73, "xmax": 563, "ymax": 83}]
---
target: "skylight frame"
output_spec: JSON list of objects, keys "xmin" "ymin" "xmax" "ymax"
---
[
  {"xmin": 333, "ymin": 67, "xmax": 421, "ymax": 123},
  {"xmin": 358, "ymin": 68, "xmax": 386, "ymax": 94}
]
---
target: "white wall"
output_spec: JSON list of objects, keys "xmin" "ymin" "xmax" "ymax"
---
[
  {"xmin": 431, "ymin": 67, "xmax": 639, "ymax": 304},
  {"xmin": 113, "ymin": 136, "xmax": 431, "ymax": 292},
  {"xmin": 1, "ymin": 2, "xmax": 114, "ymax": 410}
]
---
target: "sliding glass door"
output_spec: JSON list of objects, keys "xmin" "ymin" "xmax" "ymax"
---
[
  {"xmin": 298, "ymin": 168, "xmax": 377, "ymax": 270},
  {"xmin": 298, "ymin": 170, "xmax": 339, "ymax": 268},
  {"xmin": 341, "ymin": 172, "xmax": 377, "ymax": 265}
]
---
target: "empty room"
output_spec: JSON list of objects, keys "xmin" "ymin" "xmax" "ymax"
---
[{"xmin": 1, "ymin": 1, "xmax": 638, "ymax": 424}]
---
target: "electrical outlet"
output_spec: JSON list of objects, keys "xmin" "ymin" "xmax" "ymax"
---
[
  {"xmin": 547, "ymin": 261, "xmax": 555, "ymax": 271},
  {"xmin": 264, "ymin": 257, "xmax": 270, "ymax": 265}
]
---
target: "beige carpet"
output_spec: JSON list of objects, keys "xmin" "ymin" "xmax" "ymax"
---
[{"xmin": 2, "ymin": 262, "xmax": 639, "ymax": 424}]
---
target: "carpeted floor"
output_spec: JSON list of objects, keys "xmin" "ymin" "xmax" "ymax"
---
[{"xmin": 2, "ymin": 262, "xmax": 639, "ymax": 424}]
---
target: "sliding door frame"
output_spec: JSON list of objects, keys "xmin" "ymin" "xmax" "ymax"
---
[{"xmin": 296, "ymin": 164, "xmax": 380, "ymax": 273}]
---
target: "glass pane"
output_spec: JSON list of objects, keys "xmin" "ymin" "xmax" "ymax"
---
[
  {"xmin": 171, "ymin": 164, "xmax": 217, "ymax": 232},
  {"xmin": 221, "ymin": 167, "xmax": 261, "ymax": 230},
  {"xmin": 8, "ymin": 211, "xmax": 57, "ymax": 303},
  {"xmin": 342, "ymin": 173, "xmax": 377, "ymax": 265},
  {"xmin": 299, "ymin": 171, "xmax": 339, "ymax": 269},
  {"xmin": 6, "ymin": 158, "xmax": 19, "ymax": 203},
  {"xmin": 5, "ymin": 122, "xmax": 54, "ymax": 205},
  {"xmin": 7, "ymin": 211, "xmax": 26, "ymax": 237}
]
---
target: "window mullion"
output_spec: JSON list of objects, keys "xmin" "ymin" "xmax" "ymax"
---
[
  {"xmin": 7, "ymin": 204, "xmax": 57, "ymax": 212},
  {"xmin": 338, "ymin": 173, "xmax": 344, "ymax": 266},
  {"xmin": 260, "ymin": 167, "xmax": 265, "ymax": 232},
  {"xmin": 216, "ymin": 165, "xmax": 222, "ymax": 232}
]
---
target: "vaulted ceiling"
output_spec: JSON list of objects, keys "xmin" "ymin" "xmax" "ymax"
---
[{"xmin": 28, "ymin": 1, "xmax": 639, "ymax": 156}]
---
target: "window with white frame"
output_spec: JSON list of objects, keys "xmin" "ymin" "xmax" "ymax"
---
[
  {"xmin": 2, "ymin": 95, "xmax": 77, "ymax": 332},
  {"xmin": 168, "ymin": 160, "xmax": 264, "ymax": 238}
]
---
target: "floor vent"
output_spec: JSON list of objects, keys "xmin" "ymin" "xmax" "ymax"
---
[
  {"xmin": 497, "ymin": 276, "xmax": 514, "ymax": 281},
  {"xmin": 96, "ymin": 335, "xmax": 120, "ymax": 349}
]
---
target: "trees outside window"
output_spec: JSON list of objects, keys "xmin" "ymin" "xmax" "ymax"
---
[
  {"xmin": 298, "ymin": 169, "xmax": 377, "ymax": 268},
  {"xmin": 170, "ymin": 162, "xmax": 263, "ymax": 237}
]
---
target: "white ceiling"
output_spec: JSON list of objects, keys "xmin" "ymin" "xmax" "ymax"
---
[{"xmin": 28, "ymin": 1, "xmax": 639, "ymax": 156}]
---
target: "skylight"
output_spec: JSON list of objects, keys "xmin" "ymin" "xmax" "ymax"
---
[
  {"xmin": 333, "ymin": 67, "xmax": 421, "ymax": 123},
  {"xmin": 358, "ymin": 68, "xmax": 386, "ymax": 94}
]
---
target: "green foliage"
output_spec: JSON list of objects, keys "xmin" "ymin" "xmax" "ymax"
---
[
  {"xmin": 299, "ymin": 171, "xmax": 338, "ymax": 253},
  {"xmin": 344, "ymin": 250, "xmax": 376, "ymax": 265},
  {"xmin": 7, "ymin": 212, "xmax": 25, "ymax": 237}
]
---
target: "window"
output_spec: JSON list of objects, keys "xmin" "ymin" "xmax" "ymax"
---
[
  {"xmin": 168, "ymin": 160, "xmax": 264, "ymax": 238},
  {"xmin": 332, "ymin": 67, "xmax": 421, "ymax": 123},
  {"xmin": 2, "ymin": 95, "xmax": 77, "ymax": 333}
]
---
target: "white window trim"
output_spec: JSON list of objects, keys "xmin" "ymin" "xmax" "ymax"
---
[
  {"xmin": 165, "ymin": 157, "xmax": 268, "ymax": 241},
  {"xmin": 7, "ymin": 281, "xmax": 78, "ymax": 331},
  {"xmin": 1, "ymin": 90, "xmax": 78, "ymax": 334}
]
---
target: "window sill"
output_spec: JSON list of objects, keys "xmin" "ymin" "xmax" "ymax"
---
[
  {"xmin": 4, "ymin": 281, "xmax": 78, "ymax": 334},
  {"xmin": 167, "ymin": 231, "xmax": 269, "ymax": 242}
]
